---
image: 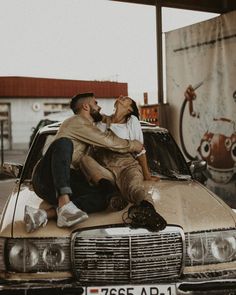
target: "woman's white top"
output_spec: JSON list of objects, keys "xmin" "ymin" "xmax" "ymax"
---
[{"xmin": 97, "ymin": 115, "xmax": 145, "ymax": 156}]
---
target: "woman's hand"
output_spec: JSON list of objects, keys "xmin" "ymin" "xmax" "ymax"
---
[
  {"xmin": 144, "ymin": 173, "xmax": 160, "ymax": 181},
  {"xmin": 150, "ymin": 175, "xmax": 160, "ymax": 181}
]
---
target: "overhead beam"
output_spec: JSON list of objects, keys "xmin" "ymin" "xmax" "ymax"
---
[
  {"xmin": 158, "ymin": 0, "xmax": 236, "ymax": 13},
  {"xmin": 112, "ymin": 0, "xmax": 155, "ymax": 6},
  {"xmin": 111, "ymin": 0, "xmax": 236, "ymax": 13}
]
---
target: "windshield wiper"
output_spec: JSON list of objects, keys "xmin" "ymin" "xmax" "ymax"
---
[
  {"xmin": 168, "ymin": 170, "xmax": 191, "ymax": 180},
  {"xmin": 152, "ymin": 169, "xmax": 191, "ymax": 180}
]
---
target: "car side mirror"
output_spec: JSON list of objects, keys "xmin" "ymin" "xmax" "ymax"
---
[
  {"xmin": 188, "ymin": 160, "xmax": 207, "ymax": 183},
  {"xmin": 189, "ymin": 160, "xmax": 207, "ymax": 174},
  {"xmin": 1, "ymin": 162, "xmax": 23, "ymax": 178}
]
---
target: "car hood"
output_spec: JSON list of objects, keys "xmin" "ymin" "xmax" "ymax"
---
[{"xmin": 6, "ymin": 179, "xmax": 236, "ymax": 237}]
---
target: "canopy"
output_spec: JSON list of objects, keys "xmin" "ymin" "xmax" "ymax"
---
[{"xmin": 111, "ymin": 0, "xmax": 236, "ymax": 102}]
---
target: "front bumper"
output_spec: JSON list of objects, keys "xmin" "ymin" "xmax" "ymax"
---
[
  {"xmin": 1, "ymin": 279, "xmax": 236, "ymax": 295},
  {"xmin": 177, "ymin": 279, "xmax": 236, "ymax": 294},
  {"xmin": 0, "ymin": 280, "xmax": 83, "ymax": 295}
]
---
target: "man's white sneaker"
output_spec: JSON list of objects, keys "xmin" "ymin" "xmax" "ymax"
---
[
  {"xmin": 57, "ymin": 201, "xmax": 88, "ymax": 228},
  {"xmin": 24, "ymin": 205, "xmax": 48, "ymax": 233}
]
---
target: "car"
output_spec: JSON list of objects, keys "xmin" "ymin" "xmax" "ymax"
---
[
  {"xmin": 29, "ymin": 110, "xmax": 73, "ymax": 147},
  {"xmin": 1, "ymin": 122, "xmax": 236, "ymax": 295}
]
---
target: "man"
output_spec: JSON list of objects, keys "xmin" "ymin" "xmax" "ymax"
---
[{"xmin": 24, "ymin": 93, "xmax": 142, "ymax": 232}]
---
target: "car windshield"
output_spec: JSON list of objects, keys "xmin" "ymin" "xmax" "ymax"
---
[
  {"xmin": 22, "ymin": 129, "xmax": 191, "ymax": 181},
  {"xmin": 22, "ymin": 131, "xmax": 57, "ymax": 181},
  {"xmin": 144, "ymin": 131, "xmax": 191, "ymax": 180}
]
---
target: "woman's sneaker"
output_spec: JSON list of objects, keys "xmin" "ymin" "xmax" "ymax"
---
[
  {"xmin": 24, "ymin": 206, "xmax": 48, "ymax": 233},
  {"xmin": 124, "ymin": 200, "xmax": 167, "ymax": 232},
  {"xmin": 57, "ymin": 201, "xmax": 88, "ymax": 228}
]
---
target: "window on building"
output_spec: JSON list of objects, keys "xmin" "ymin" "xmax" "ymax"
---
[
  {"xmin": 0, "ymin": 103, "xmax": 11, "ymax": 149},
  {"xmin": 43, "ymin": 103, "xmax": 69, "ymax": 116}
]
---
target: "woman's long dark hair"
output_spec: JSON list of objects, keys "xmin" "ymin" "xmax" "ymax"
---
[{"xmin": 126, "ymin": 99, "xmax": 140, "ymax": 120}]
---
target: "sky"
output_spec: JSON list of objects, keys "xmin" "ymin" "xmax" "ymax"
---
[{"xmin": 0, "ymin": 0, "xmax": 218, "ymax": 104}]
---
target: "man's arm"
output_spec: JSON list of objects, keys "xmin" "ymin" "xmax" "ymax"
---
[
  {"xmin": 80, "ymin": 123, "xmax": 143, "ymax": 153},
  {"xmin": 58, "ymin": 118, "xmax": 143, "ymax": 154}
]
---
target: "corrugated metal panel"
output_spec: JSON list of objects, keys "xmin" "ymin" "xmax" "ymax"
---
[{"xmin": 0, "ymin": 77, "xmax": 128, "ymax": 99}]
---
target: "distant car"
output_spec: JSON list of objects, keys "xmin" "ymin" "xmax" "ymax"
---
[{"xmin": 1, "ymin": 122, "xmax": 236, "ymax": 294}]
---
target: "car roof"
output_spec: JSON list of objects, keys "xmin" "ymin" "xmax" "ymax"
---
[{"xmin": 38, "ymin": 119, "xmax": 168, "ymax": 134}]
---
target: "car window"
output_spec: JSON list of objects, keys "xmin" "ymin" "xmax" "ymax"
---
[
  {"xmin": 22, "ymin": 132, "xmax": 56, "ymax": 181},
  {"xmin": 144, "ymin": 131, "xmax": 190, "ymax": 179},
  {"xmin": 42, "ymin": 135, "xmax": 56, "ymax": 155},
  {"xmin": 22, "ymin": 129, "xmax": 190, "ymax": 182}
]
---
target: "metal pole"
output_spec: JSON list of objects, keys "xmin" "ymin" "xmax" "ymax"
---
[
  {"xmin": 1, "ymin": 120, "xmax": 4, "ymax": 166},
  {"xmin": 156, "ymin": 0, "xmax": 164, "ymax": 104}
]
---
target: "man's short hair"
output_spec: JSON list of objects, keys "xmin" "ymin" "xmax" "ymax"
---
[{"xmin": 70, "ymin": 92, "xmax": 94, "ymax": 114}]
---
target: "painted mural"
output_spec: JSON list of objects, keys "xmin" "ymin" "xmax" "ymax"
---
[{"xmin": 165, "ymin": 11, "xmax": 236, "ymax": 207}]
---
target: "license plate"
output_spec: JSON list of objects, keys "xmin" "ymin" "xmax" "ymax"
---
[{"xmin": 86, "ymin": 284, "xmax": 176, "ymax": 295}]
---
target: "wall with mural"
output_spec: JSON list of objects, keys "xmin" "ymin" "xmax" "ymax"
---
[{"xmin": 165, "ymin": 11, "xmax": 236, "ymax": 207}]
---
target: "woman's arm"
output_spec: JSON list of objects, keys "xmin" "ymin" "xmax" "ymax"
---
[
  {"xmin": 137, "ymin": 152, "xmax": 160, "ymax": 181},
  {"xmin": 128, "ymin": 116, "xmax": 159, "ymax": 181},
  {"xmin": 136, "ymin": 152, "xmax": 152, "ymax": 180}
]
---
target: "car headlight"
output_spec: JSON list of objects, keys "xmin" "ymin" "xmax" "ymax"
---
[
  {"xmin": 187, "ymin": 238, "xmax": 207, "ymax": 261},
  {"xmin": 6, "ymin": 238, "xmax": 70, "ymax": 272},
  {"xmin": 211, "ymin": 236, "xmax": 236, "ymax": 261},
  {"xmin": 42, "ymin": 244, "xmax": 65, "ymax": 268},
  {"xmin": 9, "ymin": 240, "xmax": 39, "ymax": 272},
  {"xmin": 186, "ymin": 229, "xmax": 236, "ymax": 266}
]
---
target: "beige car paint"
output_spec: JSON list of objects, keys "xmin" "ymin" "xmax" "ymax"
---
[{"xmin": 1, "ymin": 178, "xmax": 235, "ymax": 238}]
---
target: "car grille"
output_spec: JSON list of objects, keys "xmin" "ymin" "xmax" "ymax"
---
[{"xmin": 72, "ymin": 226, "xmax": 184, "ymax": 284}]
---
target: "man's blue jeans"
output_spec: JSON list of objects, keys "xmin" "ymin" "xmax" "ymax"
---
[{"xmin": 32, "ymin": 137, "xmax": 110, "ymax": 213}]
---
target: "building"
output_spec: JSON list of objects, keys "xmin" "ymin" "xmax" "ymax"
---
[{"xmin": 0, "ymin": 76, "xmax": 128, "ymax": 149}]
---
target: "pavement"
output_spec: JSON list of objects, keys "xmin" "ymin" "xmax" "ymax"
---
[{"xmin": 0, "ymin": 149, "xmax": 28, "ymax": 214}]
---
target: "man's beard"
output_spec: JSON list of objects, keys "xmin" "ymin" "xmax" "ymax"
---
[{"xmin": 89, "ymin": 106, "xmax": 103, "ymax": 122}]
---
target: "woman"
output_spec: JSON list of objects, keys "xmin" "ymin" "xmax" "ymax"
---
[
  {"xmin": 80, "ymin": 95, "xmax": 166, "ymax": 231},
  {"xmin": 84, "ymin": 95, "xmax": 153, "ymax": 182}
]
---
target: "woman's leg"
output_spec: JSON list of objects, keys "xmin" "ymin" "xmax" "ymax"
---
[
  {"xmin": 69, "ymin": 169, "xmax": 109, "ymax": 213},
  {"xmin": 79, "ymin": 155, "xmax": 127, "ymax": 211},
  {"xmin": 80, "ymin": 155, "xmax": 115, "ymax": 184},
  {"xmin": 115, "ymin": 160, "xmax": 166, "ymax": 231}
]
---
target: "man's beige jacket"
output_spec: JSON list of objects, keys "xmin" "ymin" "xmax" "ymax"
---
[{"xmin": 55, "ymin": 115, "xmax": 140, "ymax": 169}]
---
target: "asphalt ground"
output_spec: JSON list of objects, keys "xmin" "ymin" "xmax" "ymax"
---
[{"xmin": 0, "ymin": 149, "xmax": 28, "ymax": 214}]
